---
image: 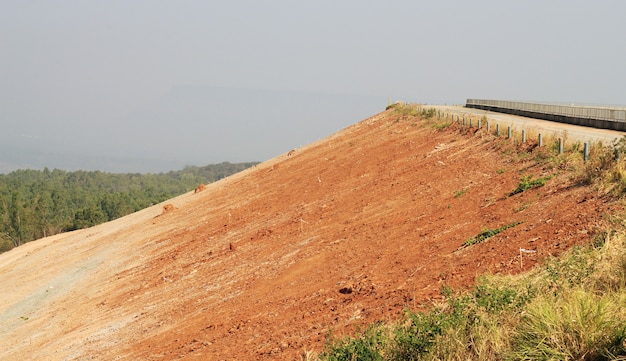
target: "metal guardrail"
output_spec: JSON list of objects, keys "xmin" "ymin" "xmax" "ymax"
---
[
  {"xmin": 466, "ymin": 99, "xmax": 626, "ymax": 122},
  {"xmin": 466, "ymin": 99, "xmax": 626, "ymax": 131}
]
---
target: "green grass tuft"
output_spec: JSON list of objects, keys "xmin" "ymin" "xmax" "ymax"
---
[
  {"xmin": 462, "ymin": 221, "xmax": 523, "ymax": 248},
  {"xmin": 510, "ymin": 290, "xmax": 626, "ymax": 360},
  {"xmin": 508, "ymin": 175, "xmax": 551, "ymax": 196},
  {"xmin": 453, "ymin": 188, "xmax": 468, "ymax": 198}
]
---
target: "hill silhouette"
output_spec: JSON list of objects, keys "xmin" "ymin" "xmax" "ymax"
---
[{"xmin": 0, "ymin": 107, "xmax": 615, "ymax": 360}]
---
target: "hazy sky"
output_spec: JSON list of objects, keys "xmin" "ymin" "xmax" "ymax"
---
[{"xmin": 1, "ymin": 1, "xmax": 625, "ymax": 172}]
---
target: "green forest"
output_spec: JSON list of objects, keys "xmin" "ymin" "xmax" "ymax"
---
[{"xmin": 0, "ymin": 162, "xmax": 258, "ymax": 253}]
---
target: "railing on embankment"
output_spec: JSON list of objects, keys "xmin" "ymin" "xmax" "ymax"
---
[{"xmin": 466, "ymin": 99, "xmax": 626, "ymax": 132}]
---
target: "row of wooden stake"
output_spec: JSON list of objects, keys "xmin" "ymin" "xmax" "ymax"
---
[{"xmin": 435, "ymin": 111, "xmax": 593, "ymax": 162}]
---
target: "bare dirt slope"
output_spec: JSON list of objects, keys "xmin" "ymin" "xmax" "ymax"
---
[{"xmin": 0, "ymin": 109, "xmax": 617, "ymax": 360}]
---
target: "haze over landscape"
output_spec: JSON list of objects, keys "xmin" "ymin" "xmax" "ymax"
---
[
  {"xmin": 2, "ymin": 1, "xmax": 625, "ymax": 173},
  {"xmin": 2, "ymin": 2, "xmax": 626, "ymax": 358}
]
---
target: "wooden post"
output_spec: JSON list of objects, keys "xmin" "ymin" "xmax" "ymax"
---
[
  {"xmin": 584, "ymin": 142, "xmax": 589, "ymax": 162},
  {"xmin": 538, "ymin": 133, "xmax": 543, "ymax": 147},
  {"xmin": 522, "ymin": 130, "xmax": 526, "ymax": 143}
]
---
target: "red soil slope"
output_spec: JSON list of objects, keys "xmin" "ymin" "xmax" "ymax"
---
[{"xmin": 0, "ymin": 109, "xmax": 616, "ymax": 360}]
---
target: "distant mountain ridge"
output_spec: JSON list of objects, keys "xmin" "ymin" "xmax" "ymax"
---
[{"xmin": 0, "ymin": 145, "xmax": 190, "ymax": 174}]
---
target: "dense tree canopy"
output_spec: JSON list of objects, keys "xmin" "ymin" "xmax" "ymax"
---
[{"xmin": 0, "ymin": 162, "xmax": 258, "ymax": 253}]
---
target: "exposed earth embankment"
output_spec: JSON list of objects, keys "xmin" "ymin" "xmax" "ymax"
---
[{"xmin": 0, "ymin": 107, "xmax": 617, "ymax": 360}]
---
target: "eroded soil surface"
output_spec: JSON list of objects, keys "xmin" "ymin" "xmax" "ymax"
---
[{"xmin": 0, "ymin": 109, "xmax": 618, "ymax": 360}]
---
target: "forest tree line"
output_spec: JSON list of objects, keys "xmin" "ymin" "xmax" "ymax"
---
[{"xmin": 0, "ymin": 162, "xmax": 258, "ymax": 253}]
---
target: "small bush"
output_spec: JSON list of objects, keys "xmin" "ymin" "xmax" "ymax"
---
[
  {"xmin": 392, "ymin": 289, "xmax": 475, "ymax": 360},
  {"xmin": 473, "ymin": 283, "xmax": 519, "ymax": 313},
  {"xmin": 320, "ymin": 324, "xmax": 388, "ymax": 361},
  {"xmin": 543, "ymin": 246, "xmax": 596, "ymax": 292},
  {"xmin": 430, "ymin": 119, "xmax": 453, "ymax": 130},
  {"xmin": 388, "ymin": 103, "xmax": 419, "ymax": 117},
  {"xmin": 385, "ymin": 103, "xmax": 452, "ymax": 129},
  {"xmin": 420, "ymin": 108, "xmax": 437, "ymax": 119}
]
